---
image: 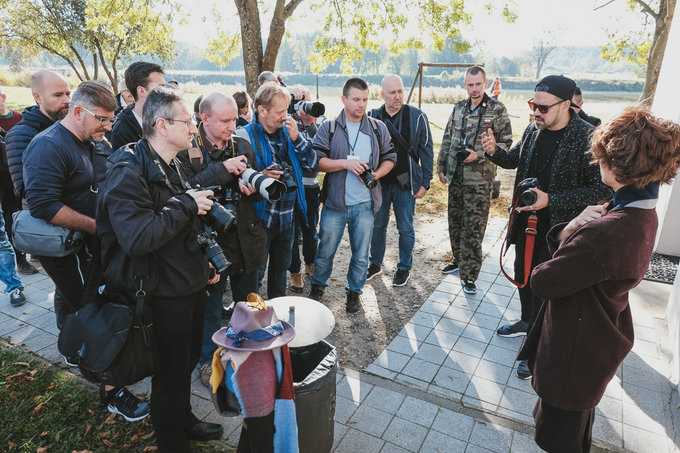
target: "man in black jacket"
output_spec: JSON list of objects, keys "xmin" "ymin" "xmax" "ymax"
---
[
  {"xmin": 482, "ymin": 75, "xmax": 611, "ymax": 379},
  {"xmin": 98, "ymin": 87, "xmax": 223, "ymax": 451},
  {"xmin": 5, "ymin": 70, "xmax": 71, "ymax": 275},
  {"xmin": 177, "ymin": 91, "xmax": 266, "ymax": 386},
  {"xmin": 110, "ymin": 61, "xmax": 165, "ymax": 150}
]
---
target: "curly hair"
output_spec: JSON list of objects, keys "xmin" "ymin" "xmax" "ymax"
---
[{"xmin": 590, "ymin": 106, "xmax": 680, "ymax": 188}]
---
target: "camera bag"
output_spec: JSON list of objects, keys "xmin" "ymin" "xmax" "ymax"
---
[{"xmin": 11, "ymin": 209, "xmax": 84, "ymax": 257}]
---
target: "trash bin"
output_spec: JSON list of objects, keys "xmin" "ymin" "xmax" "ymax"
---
[
  {"xmin": 268, "ymin": 296, "xmax": 337, "ymax": 453},
  {"xmin": 290, "ymin": 340, "xmax": 337, "ymax": 453}
]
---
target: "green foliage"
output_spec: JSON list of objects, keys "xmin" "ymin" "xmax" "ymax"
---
[
  {"xmin": 599, "ymin": 0, "xmax": 657, "ymax": 65},
  {"xmin": 0, "ymin": 0, "xmax": 177, "ymax": 90},
  {"xmin": 204, "ymin": 31, "xmax": 242, "ymax": 68}
]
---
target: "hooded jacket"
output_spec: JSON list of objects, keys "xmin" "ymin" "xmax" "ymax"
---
[{"xmin": 5, "ymin": 105, "xmax": 55, "ymax": 198}]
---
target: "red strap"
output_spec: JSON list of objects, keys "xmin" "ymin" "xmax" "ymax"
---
[{"xmin": 500, "ymin": 213, "xmax": 538, "ymax": 289}]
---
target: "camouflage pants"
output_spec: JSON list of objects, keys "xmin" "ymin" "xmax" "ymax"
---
[{"xmin": 447, "ymin": 179, "xmax": 491, "ymax": 282}]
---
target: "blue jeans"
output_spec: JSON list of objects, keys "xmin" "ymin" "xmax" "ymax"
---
[
  {"xmin": 198, "ymin": 269, "xmax": 259, "ymax": 366},
  {"xmin": 370, "ymin": 183, "xmax": 416, "ymax": 271},
  {"xmin": 311, "ymin": 201, "xmax": 374, "ymax": 294},
  {"xmin": 0, "ymin": 200, "xmax": 22, "ymax": 293},
  {"xmin": 258, "ymin": 226, "xmax": 295, "ymax": 299},
  {"xmin": 289, "ymin": 185, "xmax": 320, "ymax": 273}
]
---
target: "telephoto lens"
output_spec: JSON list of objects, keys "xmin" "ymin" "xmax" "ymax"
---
[{"xmin": 360, "ymin": 165, "xmax": 377, "ymax": 189}]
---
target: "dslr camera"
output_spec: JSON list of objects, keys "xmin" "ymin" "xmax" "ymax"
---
[
  {"xmin": 455, "ymin": 146, "xmax": 470, "ymax": 164},
  {"xmin": 270, "ymin": 162, "xmax": 298, "ymax": 193},
  {"xmin": 517, "ymin": 178, "xmax": 538, "ymax": 207},
  {"xmin": 288, "ymin": 99, "xmax": 325, "ymax": 117},
  {"xmin": 360, "ymin": 163, "xmax": 377, "ymax": 189}
]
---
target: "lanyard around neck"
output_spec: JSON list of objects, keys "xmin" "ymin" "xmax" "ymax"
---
[{"xmin": 346, "ymin": 122, "xmax": 361, "ymax": 156}]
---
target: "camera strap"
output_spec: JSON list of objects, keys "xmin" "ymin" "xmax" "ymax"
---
[
  {"xmin": 458, "ymin": 96, "xmax": 489, "ymax": 157},
  {"xmin": 499, "ymin": 195, "xmax": 537, "ymax": 289}
]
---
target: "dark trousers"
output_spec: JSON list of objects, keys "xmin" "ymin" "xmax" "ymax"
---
[
  {"xmin": 289, "ymin": 186, "xmax": 320, "ymax": 273},
  {"xmin": 38, "ymin": 250, "xmax": 89, "ymax": 327},
  {"xmin": 258, "ymin": 226, "xmax": 295, "ymax": 299},
  {"xmin": 150, "ymin": 290, "xmax": 206, "ymax": 453},
  {"xmin": 534, "ymin": 398, "xmax": 594, "ymax": 453},
  {"xmin": 513, "ymin": 228, "xmax": 550, "ymax": 329}
]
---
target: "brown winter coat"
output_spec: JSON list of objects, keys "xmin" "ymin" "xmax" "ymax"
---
[{"xmin": 518, "ymin": 206, "xmax": 658, "ymax": 411}]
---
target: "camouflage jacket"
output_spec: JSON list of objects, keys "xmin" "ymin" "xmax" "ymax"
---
[{"xmin": 438, "ymin": 94, "xmax": 512, "ymax": 185}]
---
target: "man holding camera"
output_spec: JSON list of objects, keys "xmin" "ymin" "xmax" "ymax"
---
[
  {"xmin": 366, "ymin": 74, "xmax": 433, "ymax": 287},
  {"xmin": 438, "ymin": 65, "xmax": 512, "ymax": 295},
  {"xmin": 483, "ymin": 75, "xmax": 611, "ymax": 379},
  {"xmin": 98, "ymin": 87, "xmax": 224, "ymax": 450},
  {"xmin": 308, "ymin": 78, "xmax": 396, "ymax": 313},
  {"xmin": 177, "ymin": 91, "xmax": 266, "ymax": 386},
  {"xmin": 235, "ymin": 83, "xmax": 317, "ymax": 299}
]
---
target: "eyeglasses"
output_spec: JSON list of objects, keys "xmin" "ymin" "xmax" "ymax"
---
[
  {"xmin": 164, "ymin": 117, "xmax": 193, "ymax": 128},
  {"xmin": 527, "ymin": 98, "xmax": 565, "ymax": 114},
  {"xmin": 81, "ymin": 106, "xmax": 116, "ymax": 126}
]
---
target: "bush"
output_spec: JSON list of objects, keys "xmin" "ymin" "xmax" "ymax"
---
[{"xmin": 0, "ymin": 69, "xmax": 33, "ymax": 88}]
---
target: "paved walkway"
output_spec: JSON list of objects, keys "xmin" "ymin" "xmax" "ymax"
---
[{"xmin": 1, "ymin": 217, "xmax": 678, "ymax": 452}]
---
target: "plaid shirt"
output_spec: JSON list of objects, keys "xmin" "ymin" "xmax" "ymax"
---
[{"xmin": 261, "ymin": 131, "xmax": 316, "ymax": 232}]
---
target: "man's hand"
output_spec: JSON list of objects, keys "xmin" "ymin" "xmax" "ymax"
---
[
  {"xmin": 296, "ymin": 109, "xmax": 316, "ymax": 126},
  {"xmin": 558, "ymin": 203, "xmax": 609, "ymax": 241},
  {"xmin": 438, "ymin": 172, "xmax": 447, "ymax": 184},
  {"xmin": 224, "ymin": 155, "xmax": 247, "ymax": 175},
  {"xmin": 413, "ymin": 186, "xmax": 427, "ymax": 199},
  {"xmin": 283, "ymin": 116, "xmax": 299, "ymax": 141},
  {"xmin": 238, "ymin": 180, "xmax": 256, "ymax": 196},
  {"xmin": 481, "ymin": 128, "xmax": 496, "ymax": 155},
  {"xmin": 462, "ymin": 148, "xmax": 477, "ymax": 164},
  {"xmin": 207, "ymin": 263, "xmax": 221, "ymax": 285},
  {"xmin": 186, "ymin": 189, "xmax": 214, "ymax": 215},
  {"xmin": 261, "ymin": 163, "xmax": 284, "ymax": 180},
  {"xmin": 287, "ymin": 86, "xmax": 304, "ymax": 100},
  {"xmin": 515, "ymin": 188, "xmax": 549, "ymax": 212},
  {"xmin": 345, "ymin": 159, "xmax": 369, "ymax": 176}
]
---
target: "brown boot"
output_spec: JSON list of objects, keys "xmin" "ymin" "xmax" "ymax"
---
[
  {"xmin": 290, "ymin": 272, "xmax": 303, "ymax": 293},
  {"xmin": 305, "ymin": 263, "xmax": 314, "ymax": 276}
]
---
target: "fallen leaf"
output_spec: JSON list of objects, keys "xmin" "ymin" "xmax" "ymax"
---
[
  {"xmin": 32, "ymin": 403, "xmax": 45, "ymax": 415},
  {"xmin": 37, "ymin": 447, "xmax": 47, "ymax": 453},
  {"xmin": 29, "ymin": 370, "xmax": 38, "ymax": 377},
  {"xmin": 99, "ymin": 432, "xmax": 108, "ymax": 439},
  {"xmin": 84, "ymin": 424, "xmax": 92, "ymax": 437},
  {"xmin": 131, "ymin": 432, "xmax": 143, "ymax": 444},
  {"xmin": 72, "ymin": 450, "xmax": 93, "ymax": 453},
  {"xmin": 142, "ymin": 447, "xmax": 158, "ymax": 452},
  {"xmin": 87, "ymin": 409, "xmax": 95, "ymax": 416},
  {"xmin": 34, "ymin": 395, "xmax": 43, "ymax": 401},
  {"xmin": 104, "ymin": 413, "xmax": 116, "ymax": 424},
  {"xmin": 102, "ymin": 439, "xmax": 114, "ymax": 447},
  {"xmin": 12, "ymin": 362, "xmax": 29, "ymax": 367},
  {"xmin": 40, "ymin": 431, "xmax": 48, "ymax": 437},
  {"xmin": 8, "ymin": 442, "xmax": 15, "ymax": 450}
]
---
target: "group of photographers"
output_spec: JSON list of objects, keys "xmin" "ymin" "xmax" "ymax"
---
[{"xmin": 4, "ymin": 59, "xmax": 630, "ymax": 452}]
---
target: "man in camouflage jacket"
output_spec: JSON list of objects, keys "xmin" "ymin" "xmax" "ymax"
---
[{"xmin": 437, "ymin": 66, "xmax": 512, "ymax": 294}]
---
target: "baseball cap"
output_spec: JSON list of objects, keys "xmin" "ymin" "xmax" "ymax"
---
[{"xmin": 534, "ymin": 75, "xmax": 576, "ymax": 102}]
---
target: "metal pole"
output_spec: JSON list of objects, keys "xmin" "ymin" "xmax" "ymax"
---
[
  {"xmin": 418, "ymin": 64, "xmax": 423, "ymax": 109},
  {"xmin": 406, "ymin": 62, "xmax": 420, "ymax": 105}
]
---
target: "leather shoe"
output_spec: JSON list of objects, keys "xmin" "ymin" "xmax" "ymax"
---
[{"xmin": 185, "ymin": 421, "xmax": 224, "ymax": 441}]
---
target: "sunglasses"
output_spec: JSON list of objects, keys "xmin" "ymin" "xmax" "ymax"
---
[{"xmin": 527, "ymin": 98, "xmax": 565, "ymax": 114}]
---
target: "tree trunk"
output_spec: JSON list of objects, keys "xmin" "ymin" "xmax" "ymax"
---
[
  {"xmin": 235, "ymin": 0, "xmax": 264, "ymax": 99},
  {"xmin": 640, "ymin": 0, "xmax": 676, "ymax": 105},
  {"xmin": 93, "ymin": 52, "xmax": 99, "ymax": 80}
]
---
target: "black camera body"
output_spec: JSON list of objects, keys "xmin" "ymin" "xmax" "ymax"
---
[
  {"xmin": 360, "ymin": 163, "xmax": 377, "ymax": 189},
  {"xmin": 517, "ymin": 178, "xmax": 538, "ymax": 207},
  {"xmin": 288, "ymin": 99, "xmax": 325, "ymax": 117},
  {"xmin": 185, "ymin": 225, "xmax": 231, "ymax": 273},
  {"xmin": 455, "ymin": 146, "xmax": 470, "ymax": 164},
  {"xmin": 194, "ymin": 186, "xmax": 236, "ymax": 234},
  {"xmin": 270, "ymin": 163, "xmax": 298, "ymax": 193}
]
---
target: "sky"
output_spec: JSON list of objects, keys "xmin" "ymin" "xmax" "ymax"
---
[{"xmin": 174, "ymin": 0, "xmax": 642, "ymax": 57}]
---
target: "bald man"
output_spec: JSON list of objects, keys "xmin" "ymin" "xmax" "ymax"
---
[{"xmin": 366, "ymin": 74, "xmax": 433, "ymax": 287}]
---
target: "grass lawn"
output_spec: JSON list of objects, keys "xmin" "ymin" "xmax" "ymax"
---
[{"xmin": 0, "ymin": 346, "xmax": 228, "ymax": 453}]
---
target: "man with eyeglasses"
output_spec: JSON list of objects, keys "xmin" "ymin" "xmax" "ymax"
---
[
  {"xmin": 111, "ymin": 61, "xmax": 166, "ymax": 150},
  {"xmin": 482, "ymin": 75, "xmax": 611, "ymax": 379},
  {"xmin": 23, "ymin": 81, "xmax": 151, "ymax": 421},
  {"xmin": 438, "ymin": 65, "xmax": 513, "ymax": 295}
]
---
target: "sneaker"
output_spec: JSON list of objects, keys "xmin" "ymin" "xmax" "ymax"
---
[
  {"xmin": 441, "ymin": 262, "xmax": 459, "ymax": 274},
  {"xmin": 346, "ymin": 292, "xmax": 361, "ymax": 313},
  {"xmin": 9, "ymin": 288, "xmax": 26, "ymax": 307},
  {"xmin": 516, "ymin": 360, "xmax": 532, "ymax": 380},
  {"xmin": 496, "ymin": 320, "xmax": 529, "ymax": 338},
  {"xmin": 63, "ymin": 355, "xmax": 78, "ymax": 367},
  {"xmin": 17, "ymin": 261, "xmax": 39, "ymax": 275},
  {"xmin": 200, "ymin": 363, "xmax": 212, "ymax": 388},
  {"xmin": 290, "ymin": 272, "xmax": 303, "ymax": 293},
  {"xmin": 305, "ymin": 263, "xmax": 315, "ymax": 276},
  {"xmin": 392, "ymin": 269, "xmax": 410, "ymax": 287},
  {"xmin": 106, "ymin": 387, "xmax": 150, "ymax": 422},
  {"xmin": 308, "ymin": 284, "xmax": 324, "ymax": 301},
  {"xmin": 462, "ymin": 280, "xmax": 477, "ymax": 294},
  {"xmin": 366, "ymin": 264, "xmax": 382, "ymax": 281}
]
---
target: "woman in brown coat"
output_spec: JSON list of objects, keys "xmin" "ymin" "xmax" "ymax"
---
[{"xmin": 518, "ymin": 106, "xmax": 680, "ymax": 453}]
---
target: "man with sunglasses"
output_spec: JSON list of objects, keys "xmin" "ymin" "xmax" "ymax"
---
[
  {"xmin": 482, "ymin": 75, "xmax": 611, "ymax": 379},
  {"xmin": 438, "ymin": 65, "xmax": 513, "ymax": 295}
]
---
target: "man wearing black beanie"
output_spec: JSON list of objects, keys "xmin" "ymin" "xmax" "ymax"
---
[{"xmin": 481, "ymin": 75, "xmax": 611, "ymax": 379}]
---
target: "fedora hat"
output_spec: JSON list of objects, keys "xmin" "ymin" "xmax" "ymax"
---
[{"xmin": 212, "ymin": 301, "xmax": 295, "ymax": 351}]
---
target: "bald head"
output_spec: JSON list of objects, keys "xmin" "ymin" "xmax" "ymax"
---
[
  {"xmin": 380, "ymin": 74, "xmax": 404, "ymax": 115},
  {"xmin": 31, "ymin": 70, "xmax": 71, "ymax": 121},
  {"xmin": 199, "ymin": 91, "xmax": 238, "ymax": 116},
  {"xmin": 199, "ymin": 92, "xmax": 239, "ymax": 147}
]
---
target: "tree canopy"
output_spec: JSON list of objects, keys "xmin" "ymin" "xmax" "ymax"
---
[{"xmin": 0, "ymin": 0, "xmax": 177, "ymax": 92}]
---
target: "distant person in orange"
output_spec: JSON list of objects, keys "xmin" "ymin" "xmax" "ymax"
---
[{"xmin": 491, "ymin": 77, "xmax": 502, "ymax": 100}]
